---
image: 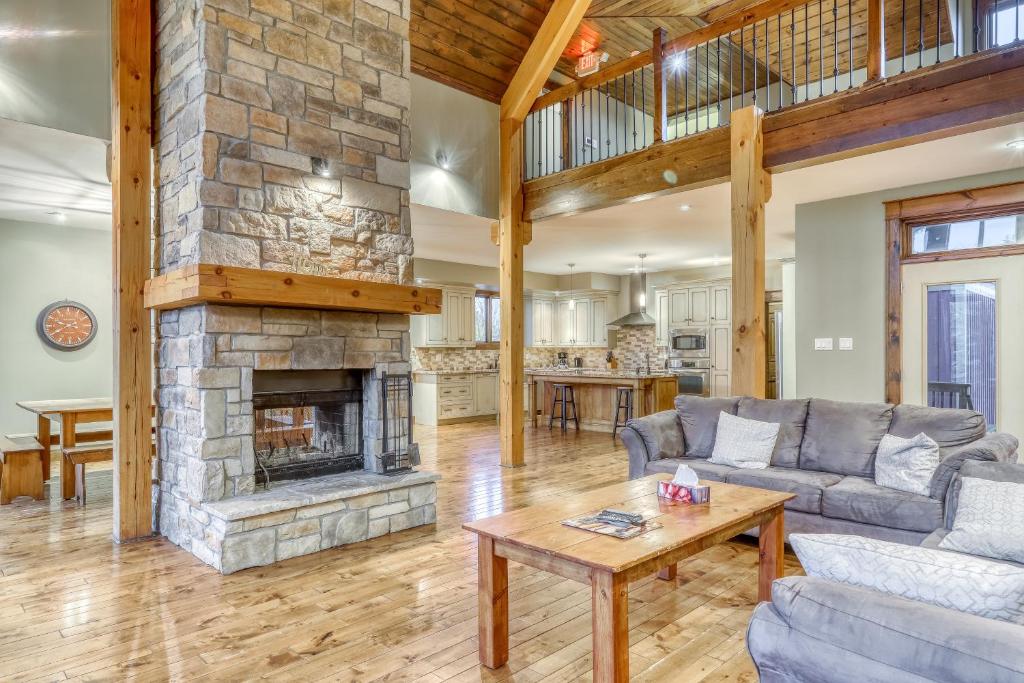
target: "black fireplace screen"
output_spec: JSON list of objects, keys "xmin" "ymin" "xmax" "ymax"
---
[
  {"xmin": 378, "ymin": 371, "xmax": 419, "ymax": 475},
  {"xmin": 252, "ymin": 371, "xmax": 364, "ymax": 487}
]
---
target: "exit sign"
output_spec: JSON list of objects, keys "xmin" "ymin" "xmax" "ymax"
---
[{"xmin": 576, "ymin": 51, "xmax": 601, "ymax": 77}]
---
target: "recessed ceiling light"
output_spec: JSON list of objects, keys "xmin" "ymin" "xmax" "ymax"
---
[
  {"xmin": 1007, "ymin": 139, "xmax": 1024, "ymax": 150},
  {"xmin": 435, "ymin": 151, "xmax": 451, "ymax": 171},
  {"xmin": 48, "ymin": 211, "xmax": 67, "ymax": 223},
  {"xmin": 679, "ymin": 204, "xmax": 691, "ymax": 211}
]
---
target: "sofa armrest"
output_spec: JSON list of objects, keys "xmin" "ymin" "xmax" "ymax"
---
[
  {"xmin": 620, "ymin": 410, "xmax": 684, "ymax": 480},
  {"xmin": 929, "ymin": 432, "xmax": 1020, "ymax": 499},
  {"xmin": 747, "ymin": 576, "xmax": 1024, "ymax": 683}
]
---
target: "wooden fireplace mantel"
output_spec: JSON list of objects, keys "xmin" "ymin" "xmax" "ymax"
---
[{"xmin": 144, "ymin": 264, "xmax": 442, "ymax": 315}]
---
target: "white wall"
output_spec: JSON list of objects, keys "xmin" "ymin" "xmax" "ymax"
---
[
  {"xmin": 410, "ymin": 75, "xmax": 499, "ymax": 219},
  {"xmin": 0, "ymin": 219, "xmax": 113, "ymax": 433},
  {"xmin": 794, "ymin": 166, "xmax": 1024, "ymax": 402},
  {"xmin": 781, "ymin": 260, "xmax": 797, "ymax": 399}
]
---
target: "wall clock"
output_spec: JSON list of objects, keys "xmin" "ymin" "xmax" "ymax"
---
[{"xmin": 36, "ymin": 301, "xmax": 97, "ymax": 351}]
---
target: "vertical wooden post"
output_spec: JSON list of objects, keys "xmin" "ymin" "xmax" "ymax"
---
[
  {"xmin": 884, "ymin": 211, "xmax": 903, "ymax": 404},
  {"xmin": 730, "ymin": 106, "xmax": 768, "ymax": 399},
  {"xmin": 111, "ymin": 0, "xmax": 154, "ymax": 541},
  {"xmin": 652, "ymin": 27, "xmax": 668, "ymax": 143},
  {"xmin": 866, "ymin": 0, "xmax": 886, "ymax": 81},
  {"xmin": 560, "ymin": 98, "xmax": 572, "ymax": 172},
  {"xmin": 499, "ymin": 118, "xmax": 527, "ymax": 468}
]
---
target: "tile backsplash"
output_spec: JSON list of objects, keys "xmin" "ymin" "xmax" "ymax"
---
[{"xmin": 412, "ymin": 328, "xmax": 665, "ymax": 372}]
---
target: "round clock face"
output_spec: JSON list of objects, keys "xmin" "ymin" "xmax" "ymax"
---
[{"xmin": 37, "ymin": 301, "xmax": 97, "ymax": 351}]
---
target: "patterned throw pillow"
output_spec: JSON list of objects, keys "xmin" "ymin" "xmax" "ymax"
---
[
  {"xmin": 708, "ymin": 411, "xmax": 779, "ymax": 470},
  {"xmin": 791, "ymin": 533, "xmax": 1024, "ymax": 624},
  {"xmin": 940, "ymin": 477, "xmax": 1024, "ymax": 564},
  {"xmin": 874, "ymin": 432, "xmax": 941, "ymax": 496}
]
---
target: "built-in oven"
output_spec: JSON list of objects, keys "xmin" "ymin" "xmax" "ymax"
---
[
  {"xmin": 669, "ymin": 327, "xmax": 709, "ymax": 358},
  {"xmin": 666, "ymin": 358, "xmax": 711, "ymax": 397}
]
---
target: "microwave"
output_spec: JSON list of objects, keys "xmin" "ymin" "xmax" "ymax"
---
[{"xmin": 669, "ymin": 327, "xmax": 709, "ymax": 358}]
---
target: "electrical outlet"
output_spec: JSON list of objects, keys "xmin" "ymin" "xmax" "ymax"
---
[
  {"xmin": 814, "ymin": 338, "xmax": 834, "ymax": 351},
  {"xmin": 839, "ymin": 337, "xmax": 854, "ymax": 351}
]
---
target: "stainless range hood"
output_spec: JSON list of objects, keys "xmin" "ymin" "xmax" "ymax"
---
[{"xmin": 608, "ymin": 271, "xmax": 656, "ymax": 327}]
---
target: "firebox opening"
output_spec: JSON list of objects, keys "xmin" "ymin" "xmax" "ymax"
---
[{"xmin": 253, "ymin": 370, "xmax": 364, "ymax": 487}]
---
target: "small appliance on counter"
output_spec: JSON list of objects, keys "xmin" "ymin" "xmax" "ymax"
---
[
  {"xmin": 573, "ymin": 356, "xmax": 583, "ymax": 368},
  {"xmin": 556, "ymin": 351, "xmax": 569, "ymax": 370},
  {"xmin": 606, "ymin": 350, "xmax": 618, "ymax": 370}
]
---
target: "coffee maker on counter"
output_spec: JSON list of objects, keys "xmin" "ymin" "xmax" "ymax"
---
[{"xmin": 556, "ymin": 351, "xmax": 569, "ymax": 369}]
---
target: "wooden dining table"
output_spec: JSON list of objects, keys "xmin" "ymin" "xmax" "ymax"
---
[{"xmin": 16, "ymin": 398, "xmax": 115, "ymax": 499}]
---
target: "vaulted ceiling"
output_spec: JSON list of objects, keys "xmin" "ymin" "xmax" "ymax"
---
[{"xmin": 410, "ymin": 0, "xmax": 951, "ymax": 104}]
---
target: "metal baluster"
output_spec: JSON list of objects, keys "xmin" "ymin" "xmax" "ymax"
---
[
  {"xmin": 717, "ymin": 35, "xmax": 722, "ymax": 126},
  {"xmin": 741, "ymin": 26, "xmax": 746, "ymax": 107},
  {"xmin": 684, "ymin": 48, "xmax": 689, "ymax": 136},
  {"xmin": 641, "ymin": 68, "xmax": 647, "ymax": 147},
  {"xmin": 706, "ymin": 41, "xmax": 712, "ymax": 129},
  {"xmin": 631, "ymin": 70, "xmax": 637, "ymax": 152},
  {"xmin": 730, "ymin": 29, "xmax": 735, "ymax": 116},
  {"xmin": 805, "ymin": 4, "xmax": 810, "ymax": 102},
  {"xmin": 902, "ymin": 0, "xmax": 907, "ymax": 71},
  {"xmin": 791, "ymin": 9, "xmax": 797, "ymax": 104},
  {"xmin": 919, "ymin": 0, "xmax": 925, "ymax": 68},
  {"xmin": 833, "ymin": 0, "xmax": 839, "ymax": 92},
  {"xmin": 753, "ymin": 22, "xmax": 758, "ymax": 106},
  {"xmin": 764, "ymin": 19, "xmax": 769, "ymax": 111},
  {"xmin": 819, "ymin": 0, "xmax": 824, "ymax": 97},
  {"xmin": 697, "ymin": 46, "xmax": 702, "ymax": 131},
  {"xmin": 778, "ymin": 14, "xmax": 784, "ymax": 109},
  {"xmin": 848, "ymin": 0, "xmax": 853, "ymax": 87},
  {"xmin": 937, "ymin": 0, "xmax": 941, "ymax": 62}
]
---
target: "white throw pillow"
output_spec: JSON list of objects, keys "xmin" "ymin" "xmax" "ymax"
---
[
  {"xmin": 791, "ymin": 533, "xmax": 1024, "ymax": 624},
  {"xmin": 708, "ymin": 411, "xmax": 779, "ymax": 470},
  {"xmin": 874, "ymin": 432, "xmax": 940, "ymax": 496},
  {"xmin": 939, "ymin": 477, "xmax": 1024, "ymax": 564}
]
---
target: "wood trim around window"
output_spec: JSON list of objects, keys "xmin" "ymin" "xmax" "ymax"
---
[{"xmin": 883, "ymin": 179, "xmax": 1024, "ymax": 404}]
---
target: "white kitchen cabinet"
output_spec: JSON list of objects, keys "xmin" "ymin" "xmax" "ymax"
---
[
  {"xmin": 530, "ymin": 297, "xmax": 555, "ymax": 346},
  {"xmin": 590, "ymin": 296, "xmax": 608, "ymax": 346},
  {"xmin": 710, "ymin": 325, "xmax": 731, "ymax": 397},
  {"xmin": 655, "ymin": 289, "xmax": 669, "ymax": 347},
  {"xmin": 414, "ymin": 372, "xmax": 499, "ymax": 425},
  {"xmin": 555, "ymin": 299, "xmax": 573, "ymax": 345},
  {"xmin": 474, "ymin": 373, "xmax": 497, "ymax": 414},
  {"xmin": 411, "ymin": 285, "xmax": 476, "ymax": 347},
  {"xmin": 688, "ymin": 287, "xmax": 710, "ymax": 325},
  {"xmin": 711, "ymin": 284, "xmax": 731, "ymax": 324},
  {"xmin": 573, "ymin": 299, "xmax": 592, "ymax": 346},
  {"xmin": 668, "ymin": 288, "xmax": 689, "ymax": 329}
]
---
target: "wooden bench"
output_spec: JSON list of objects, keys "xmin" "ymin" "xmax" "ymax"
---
[
  {"xmin": 62, "ymin": 439, "xmax": 157, "ymax": 504},
  {"xmin": 62, "ymin": 442, "xmax": 113, "ymax": 504},
  {"xmin": 0, "ymin": 436, "xmax": 45, "ymax": 504}
]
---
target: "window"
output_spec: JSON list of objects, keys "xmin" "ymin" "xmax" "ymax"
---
[
  {"xmin": 990, "ymin": 1, "xmax": 1024, "ymax": 47},
  {"xmin": 474, "ymin": 292, "xmax": 500, "ymax": 343},
  {"xmin": 909, "ymin": 212, "xmax": 1024, "ymax": 256}
]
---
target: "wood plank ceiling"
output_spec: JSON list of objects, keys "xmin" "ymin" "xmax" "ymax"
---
[{"xmin": 410, "ymin": 0, "xmax": 951, "ymax": 104}]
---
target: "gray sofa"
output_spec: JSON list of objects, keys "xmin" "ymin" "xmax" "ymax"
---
[
  {"xmin": 621, "ymin": 396, "xmax": 1019, "ymax": 544},
  {"xmin": 747, "ymin": 461, "xmax": 1024, "ymax": 682}
]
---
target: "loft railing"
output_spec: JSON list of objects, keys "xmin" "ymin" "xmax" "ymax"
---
[{"xmin": 523, "ymin": 0, "xmax": 1023, "ymax": 181}]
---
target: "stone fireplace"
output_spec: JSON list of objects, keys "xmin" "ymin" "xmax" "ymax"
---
[{"xmin": 152, "ymin": 0, "xmax": 438, "ymax": 573}]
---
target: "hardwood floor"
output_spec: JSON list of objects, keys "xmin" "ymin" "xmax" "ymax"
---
[{"xmin": 0, "ymin": 423, "xmax": 801, "ymax": 681}]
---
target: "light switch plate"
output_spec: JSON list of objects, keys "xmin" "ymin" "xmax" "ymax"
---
[
  {"xmin": 839, "ymin": 337, "xmax": 854, "ymax": 351},
  {"xmin": 814, "ymin": 338, "xmax": 834, "ymax": 351}
]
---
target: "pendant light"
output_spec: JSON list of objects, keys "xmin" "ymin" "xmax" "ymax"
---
[{"xmin": 638, "ymin": 254, "xmax": 648, "ymax": 310}]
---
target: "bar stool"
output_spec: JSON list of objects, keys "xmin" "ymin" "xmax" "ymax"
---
[
  {"xmin": 612, "ymin": 386, "xmax": 634, "ymax": 440},
  {"xmin": 549, "ymin": 383, "xmax": 579, "ymax": 431}
]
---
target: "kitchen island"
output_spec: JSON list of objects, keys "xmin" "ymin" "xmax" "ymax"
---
[{"xmin": 526, "ymin": 369, "xmax": 677, "ymax": 433}]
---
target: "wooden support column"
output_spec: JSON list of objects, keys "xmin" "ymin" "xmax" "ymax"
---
[
  {"xmin": 111, "ymin": 0, "xmax": 154, "ymax": 541},
  {"xmin": 652, "ymin": 28, "xmax": 668, "ymax": 143},
  {"xmin": 498, "ymin": 119, "xmax": 528, "ymax": 468},
  {"xmin": 866, "ymin": 0, "xmax": 886, "ymax": 81},
  {"xmin": 497, "ymin": 0, "xmax": 590, "ymax": 468},
  {"xmin": 730, "ymin": 106, "xmax": 768, "ymax": 399},
  {"xmin": 560, "ymin": 99, "xmax": 572, "ymax": 171}
]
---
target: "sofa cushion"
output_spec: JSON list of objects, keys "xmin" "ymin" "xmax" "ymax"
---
[
  {"xmin": 821, "ymin": 476, "xmax": 942, "ymax": 532},
  {"xmin": 644, "ymin": 456, "xmax": 735, "ymax": 482},
  {"xmin": 790, "ymin": 534, "xmax": 1024, "ymax": 625},
  {"xmin": 737, "ymin": 397, "xmax": 809, "ymax": 468},
  {"xmin": 945, "ymin": 459, "xmax": 1024, "ymax": 528},
  {"xmin": 888, "ymin": 403, "xmax": 986, "ymax": 448},
  {"xmin": 674, "ymin": 396, "xmax": 739, "ymax": 459},
  {"xmin": 709, "ymin": 412, "xmax": 779, "ymax": 469},
  {"xmin": 800, "ymin": 398, "xmax": 894, "ymax": 477},
  {"xmin": 922, "ymin": 529, "xmax": 1024, "ymax": 569},
  {"xmin": 725, "ymin": 467, "xmax": 841, "ymax": 514},
  {"xmin": 939, "ymin": 477, "xmax": 1024, "ymax": 565}
]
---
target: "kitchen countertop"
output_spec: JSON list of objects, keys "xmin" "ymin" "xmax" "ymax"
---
[
  {"xmin": 412, "ymin": 369, "xmax": 499, "ymax": 376},
  {"xmin": 526, "ymin": 368, "xmax": 675, "ymax": 379}
]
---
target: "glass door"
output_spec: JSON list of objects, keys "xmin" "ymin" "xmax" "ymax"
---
[{"xmin": 924, "ymin": 282, "xmax": 997, "ymax": 429}]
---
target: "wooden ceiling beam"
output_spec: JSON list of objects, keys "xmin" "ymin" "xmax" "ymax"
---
[{"xmin": 502, "ymin": 0, "xmax": 594, "ymax": 122}]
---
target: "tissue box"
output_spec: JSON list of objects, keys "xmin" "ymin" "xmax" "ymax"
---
[{"xmin": 658, "ymin": 480, "xmax": 711, "ymax": 504}]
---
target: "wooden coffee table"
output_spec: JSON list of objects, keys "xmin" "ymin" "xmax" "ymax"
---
[{"xmin": 463, "ymin": 474, "xmax": 794, "ymax": 682}]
